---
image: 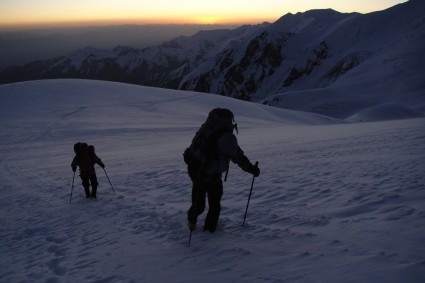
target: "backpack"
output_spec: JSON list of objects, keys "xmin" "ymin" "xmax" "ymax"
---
[
  {"xmin": 184, "ymin": 108, "xmax": 238, "ymax": 166},
  {"xmin": 74, "ymin": 142, "xmax": 95, "ymax": 161},
  {"xmin": 88, "ymin": 145, "xmax": 96, "ymax": 158},
  {"xmin": 74, "ymin": 142, "xmax": 88, "ymax": 157}
]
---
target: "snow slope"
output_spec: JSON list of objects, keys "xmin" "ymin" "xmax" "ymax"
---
[
  {"xmin": 0, "ymin": 79, "xmax": 424, "ymax": 282},
  {"xmin": 263, "ymin": 0, "xmax": 425, "ymax": 118}
]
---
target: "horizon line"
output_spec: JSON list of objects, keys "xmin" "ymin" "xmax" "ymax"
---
[{"xmin": 0, "ymin": 17, "xmax": 277, "ymax": 32}]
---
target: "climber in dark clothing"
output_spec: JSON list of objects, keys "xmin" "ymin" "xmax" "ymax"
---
[
  {"xmin": 71, "ymin": 143, "xmax": 105, "ymax": 199},
  {"xmin": 184, "ymin": 108, "xmax": 260, "ymax": 233}
]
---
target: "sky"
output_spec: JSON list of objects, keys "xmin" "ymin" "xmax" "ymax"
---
[{"xmin": 0, "ymin": 0, "xmax": 408, "ymax": 30}]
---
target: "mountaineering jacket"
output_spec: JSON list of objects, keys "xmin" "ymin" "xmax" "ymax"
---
[
  {"xmin": 187, "ymin": 132, "xmax": 254, "ymax": 177},
  {"xmin": 184, "ymin": 107, "xmax": 259, "ymax": 181},
  {"xmin": 71, "ymin": 150, "xmax": 104, "ymax": 174}
]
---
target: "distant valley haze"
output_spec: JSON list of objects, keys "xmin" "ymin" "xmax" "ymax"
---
[{"xmin": 0, "ymin": 24, "xmax": 240, "ymax": 71}]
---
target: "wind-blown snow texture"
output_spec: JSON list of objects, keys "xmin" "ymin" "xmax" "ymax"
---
[{"xmin": 0, "ymin": 79, "xmax": 424, "ymax": 282}]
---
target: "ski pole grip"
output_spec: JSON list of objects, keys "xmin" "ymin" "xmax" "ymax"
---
[{"xmin": 254, "ymin": 161, "xmax": 259, "ymax": 168}]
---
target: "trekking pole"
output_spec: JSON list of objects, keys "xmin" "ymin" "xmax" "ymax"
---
[
  {"xmin": 224, "ymin": 160, "xmax": 231, "ymax": 182},
  {"xmin": 188, "ymin": 229, "xmax": 193, "ymax": 247},
  {"xmin": 69, "ymin": 171, "xmax": 76, "ymax": 203},
  {"xmin": 103, "ymin": 168, "xmax": 116, "ymax": 193},
  {"xmin": 243, "ymin": 161, "xmax": 258, "ymax": 226},
  {"xmin": 188, "ymin": 184, "xmax": 199, "ymax": 247}
]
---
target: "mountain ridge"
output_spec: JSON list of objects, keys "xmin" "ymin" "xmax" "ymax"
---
[{"xmin": 1, "ymin": 0, "xmax": 424, "ymax": 119}]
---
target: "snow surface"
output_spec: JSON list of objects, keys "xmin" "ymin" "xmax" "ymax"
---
[
  {"xmin": 0, "ymin": 79, "xmax": 424, "ymax": 282},
  {"xmin": 261, "ymin": 0, "xmax": 425, "ymax": 117}
]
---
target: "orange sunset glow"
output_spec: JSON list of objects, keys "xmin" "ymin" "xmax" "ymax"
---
[{"xmin": 0, "ymin": 0, "xmax": 407, "ymax": 30}]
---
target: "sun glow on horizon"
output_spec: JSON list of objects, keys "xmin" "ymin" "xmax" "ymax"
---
[
  {"xmin": 195, "ymin": 16, "xmax": 225, "ymax": 25},
  {"xmin": 0, "ymin": 0, "xmax": 408, "ymax": 31}
]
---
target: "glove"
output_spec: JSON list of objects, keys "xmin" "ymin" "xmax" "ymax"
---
[
  {"xmin": 72, "ymin": 165, "xmax": 77, "ymax": 172},
  {"xmin": 100, "ymin": 162, "xmax": 105, "ymax": 169},
  {"xmin": 248, "ymin": 164, "xmax": 260, "ymax": 177}
]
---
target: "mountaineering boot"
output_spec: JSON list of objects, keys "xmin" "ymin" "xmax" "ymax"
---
[
  {"xmin": 91, "ymin": 186, "xmax": 97, "ymax": 199},
  {"xmin": 84, "ymin": 186, "xmax": 90, "ymax": 198},
  {"xmin": 204, "ymin": 210, "xmax": 219, "ymax": 233},
  {"xmin": 188, "ymin": 221, "xmax": 197, "ymax": 232},
  {"xmin": 203, "ymin": 224, "xmax": 216, "ymax": 233}
]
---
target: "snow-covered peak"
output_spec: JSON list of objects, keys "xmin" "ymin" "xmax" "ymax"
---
[
  {"xmin": 63, "ymin": 47, "xmax": 114, "ymax": 69},
  {"xmin": 1, "ymin": 0, "xmax": 423, "ymax": 121},
  {"xmin": 272, "ymin": 9, "xmax": 357, "ymax": 34}
]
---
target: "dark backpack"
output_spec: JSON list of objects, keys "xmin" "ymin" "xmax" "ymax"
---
[
  {"xmin": 74, "ymin": 142, "xmax": 95, "ymax": 161},
  {"xmin": 184, "ymin": 108, "xmax": 238, "ymax": 165},
  {"xmin": 88, "ymin": 145, "xmax": 96, "ymax": 158},
  {"xmin": 74, "ymin": 142, "xmax": 88, "ymax": 156}
]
